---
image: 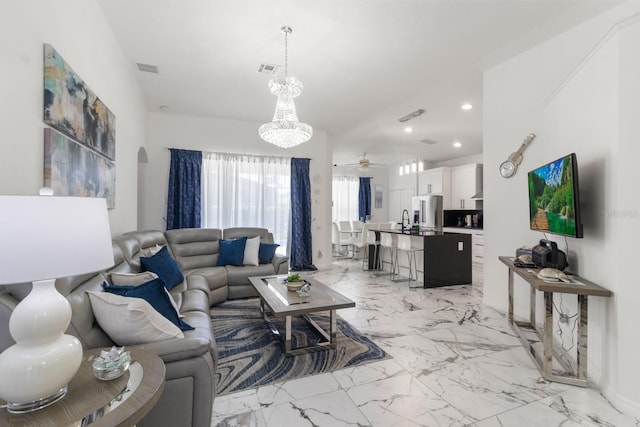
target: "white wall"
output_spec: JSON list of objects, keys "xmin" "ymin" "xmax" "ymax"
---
[
  {"xmin": 0, "ymin": 0, "xmax": 147, "ymax": 236},
  {"xmin": 615, "ymin": 16, "xmax": 640, "ymax": 417},
  {"xmin": 144, "ymin": 113, "xmax": 333, "ymax": 268},
  {"xmin": 434, "ymin": 153, "xmax": 483, "ymax": 168},
  {"xmin": 484, "ymin": 0, "xmax": 640, "ymax": 415}
]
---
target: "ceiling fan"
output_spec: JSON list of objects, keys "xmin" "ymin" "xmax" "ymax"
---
[{"xmin": 334, "ymin": 153, "xmax": 383, "ymax": 170}]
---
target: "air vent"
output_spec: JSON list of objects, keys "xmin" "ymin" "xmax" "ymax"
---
[
  {"xmin": 398, "ymin": 108, "xmax": 426, "ymax": 123},
  {"xmin": 257, "ymin": 63, "xmax": 280, "ymax": 74},
  {"xmin": 420, "ymin": 138, "xmax": 438, "ymax": 145},
  {"xmin": 136, "ymin": 63, "xmax": 159, "ymax": 74}
]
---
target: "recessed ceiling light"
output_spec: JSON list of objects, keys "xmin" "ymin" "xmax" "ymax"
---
[
  {"xmin": 159, "ymin": 105, "xmax": 170, "ymax": 112},
  {"xmin": 461, "ymin": 103, "xmax": 473, "ymax": 110},
  {"xmin": 404, "ymin": 126, "xmax": 413, "ymax": 133},
  {"xmin": 453, "ymin": 141, "xmax": 462, "ymax": 148}
]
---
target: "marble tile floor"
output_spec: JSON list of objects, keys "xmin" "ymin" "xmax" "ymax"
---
[{"xmin": 211, "ymin": 259, "xmax": 638, "ymax": 427}]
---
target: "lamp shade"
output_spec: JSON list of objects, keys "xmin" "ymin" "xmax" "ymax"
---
[
  {"xmin": 0, "ymin": 195, "xmax": 113, "ymax": 412},
  {"xmin": 0, "ymin": 195, "xmax": 114, "ymax": 284}
]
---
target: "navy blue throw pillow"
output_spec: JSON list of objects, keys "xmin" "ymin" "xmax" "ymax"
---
[
  {"xmin": 140, "ymin": 246, "xmax": 184, "ymax": 290},
  {"xmin": 103, "ymin": 278, "xmax": 194, "ymax": 331},
  {"xmin": 216, "ymin": 237, "xmax": 247, "ymax": 266},
  {"xmin": 258, "ymin": 243, "xmax": 280, "ymax": 264}
]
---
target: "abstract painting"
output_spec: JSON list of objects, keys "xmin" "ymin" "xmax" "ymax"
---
[
  {"xmin": 44, "ymin": 128, "xmax": 116, "ymax": 209},
  {"xmin": 44, "ymin": 44, "xmax": 116, "ymax": 160}
]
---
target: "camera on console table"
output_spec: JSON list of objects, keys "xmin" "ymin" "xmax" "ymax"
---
[{"xmin": 532, "ymin": 239, "xmax": 568, "ymax": 270}]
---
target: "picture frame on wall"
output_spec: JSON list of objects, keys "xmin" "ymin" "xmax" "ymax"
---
[
  {"xmin": 375, "ymin": 184, "xmax": 383, "ymax": 208},
  {"xmin": 44, "ymin": 128, "xmax": 116, "ymax": 209},
  {"xmin": 43, "ymin": 43, "xmax": 116, "ymax": 160}
]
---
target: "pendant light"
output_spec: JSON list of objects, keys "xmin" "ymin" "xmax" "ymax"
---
[{"xmin": 259, "ymin": 26, "xmax": 313, "ymax": 148}]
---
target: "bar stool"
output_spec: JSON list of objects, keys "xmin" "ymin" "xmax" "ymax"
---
[
  {"xmin": 362, "ymin": 225, "xmax": 380, "ymax": 271},
  {"xmin": 379, "ymin": 232, "xmax": 398, "ymax": 280},
  {"xmin": 397, "ymin": 234, "xmax": 424, "ymax": 289}
]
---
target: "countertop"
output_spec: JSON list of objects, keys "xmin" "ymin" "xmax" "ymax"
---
[
  {"xmin": 372, "ymin": 227, "xmax": 482, "ymax": 236},
  {"xmin": 371, "ymin": 229, "xmax": 450, "ymax": 236},
  {"xmin": 443, "ymin": 226, "xmax": 484, "ymax": 231}
]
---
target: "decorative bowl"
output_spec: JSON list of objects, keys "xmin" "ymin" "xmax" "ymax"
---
[
  {"xmin": 285, "ymin": 281, "xmax": 305, "ymax": 292},
  {"xmin": 92, "ymin": 346, "xmax": 131, "ymax": 381}
]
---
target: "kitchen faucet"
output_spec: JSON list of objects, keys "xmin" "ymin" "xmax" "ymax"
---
[{"xmin": 401, "ymin": 209, "xmax": 410, "ymax": 233}]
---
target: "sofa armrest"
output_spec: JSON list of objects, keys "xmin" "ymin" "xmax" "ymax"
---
[
  {"xmin": 138, "ymin": 345, "xmax": 216, "ymax": 427},
  {"xmin": 136, "ymin": 337, "xmax": 216, "ymax": 427},
  {"xmin": 130, "ymin": 337, "xmax": 212, "ymax": 364},
  {"xmin": 271, "ymin": 254, "xmax": 289, "ymax": 275}
]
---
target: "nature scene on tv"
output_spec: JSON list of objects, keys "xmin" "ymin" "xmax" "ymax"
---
[{"xmin": 528, "ymin": 155, "xmax": 577, "ymax": 236}]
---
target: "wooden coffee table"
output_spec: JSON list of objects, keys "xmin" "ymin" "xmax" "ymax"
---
[{"xmin": 248, "ymin": 275, "xmax": 356, "ymax": 356}]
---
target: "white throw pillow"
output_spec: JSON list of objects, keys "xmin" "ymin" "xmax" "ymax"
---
[
  {"xmin": 141, "ymin": 244, "xmax": 164, "ymax": 257},
  {"xmin": 87, "ymin": 291, "xmax": 184, "ymax": 346},
  {"xmin": 243, "ymin": 236, "xmax": 260, "ymax": 267},
  {"xmin": 110, "ymin": 271, "xmax": 158, "ymax": 285}
]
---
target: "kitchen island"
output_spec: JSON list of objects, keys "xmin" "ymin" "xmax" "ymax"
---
[{"xmin": 371, "ymin": 229, "xmax": 472, "ymax": 288}]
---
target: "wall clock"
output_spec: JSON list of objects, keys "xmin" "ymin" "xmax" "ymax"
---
[{"xmin": 499, "ymin": 133, "xmax": 536, "ymax": 178}]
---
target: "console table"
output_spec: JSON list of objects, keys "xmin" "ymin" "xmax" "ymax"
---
[
  {"xmin": 0, "ymin": 348, "xmax": 165, "ymax": 426},
  {"xmin": 499, "ymin": 256, "xmax": 612, "ymax": 387}
]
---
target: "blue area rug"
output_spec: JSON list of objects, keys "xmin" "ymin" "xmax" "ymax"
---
[{"xmin": 211, "ymin": 298, "xmax": 389, "ymax": 395}]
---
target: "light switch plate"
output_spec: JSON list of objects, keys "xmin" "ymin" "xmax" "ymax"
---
[{"xmin": 458, "ymin": 242, "xmax": 464, "ymax": 251}]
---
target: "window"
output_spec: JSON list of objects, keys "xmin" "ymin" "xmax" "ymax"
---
[
  {"xmin": 332, "ymin": 176, "xmax": 359, "ymax": 221},
  {"xmin": 201, "ymin": 152, "xmax": 290, "ymax": 253}
]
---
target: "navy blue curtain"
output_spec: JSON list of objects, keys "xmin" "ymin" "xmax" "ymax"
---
[
  {"xmin": 358, "ymin": 177, "xmax": 371, "ymax": 221},
  {"xmin": 290, "ymin": 158, "xmax": 317, "ymax": 271},
  {"xmin": 166, "ymin": 149, "xmax": 202, "ymax": 230}
]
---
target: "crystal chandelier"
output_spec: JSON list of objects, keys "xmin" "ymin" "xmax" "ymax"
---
[{"xmin": 259, "ymin": 26, "xmax": 312, "ymax": 148}]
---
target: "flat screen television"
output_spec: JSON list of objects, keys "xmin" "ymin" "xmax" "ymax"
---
[{"xmin": 528, "ymin": 153, "xmax": 583, "ymax": 238}]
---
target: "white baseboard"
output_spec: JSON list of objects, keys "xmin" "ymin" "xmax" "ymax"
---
[{"xmin": 610, "ymin": 393, "xmax": 640, "ymax": 419}]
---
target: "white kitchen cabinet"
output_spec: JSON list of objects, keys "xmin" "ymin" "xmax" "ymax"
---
[
  {"xmin": 471, "ymin": 230, "xmax": 484, "ymax": 263},
  {"xmin": 450, "ymin": 164, "xmax": 482, "ymax": 210},
  {"xmin": 389, "ymin": 188, "xmax": 413, "ymax": 222},
  {"xmin": 418, "ymin": 167, "xmax": 451, "ymax": 209}
]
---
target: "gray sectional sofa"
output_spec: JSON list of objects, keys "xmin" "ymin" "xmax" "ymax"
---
[{"xmin": 0, "ymin": 227, "xmax": 288, "ymax": 427}]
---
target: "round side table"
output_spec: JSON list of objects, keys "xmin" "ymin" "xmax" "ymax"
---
[{"xmin": 0, "ymin": 348, "xmax": 165, "ymax": 427}]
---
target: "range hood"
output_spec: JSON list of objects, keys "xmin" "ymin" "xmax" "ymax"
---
[{"xmin": 470, "ymin": 191, "xmax": 483, "ymax": 200}]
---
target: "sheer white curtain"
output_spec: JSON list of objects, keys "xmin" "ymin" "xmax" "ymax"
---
[
  {"xmin": 201, "ymin": 152, "xmax": 290, "ymax": 253},
  {"xmin": 332, "ymin": 176, "xmax": 359, "ymax": 221}
]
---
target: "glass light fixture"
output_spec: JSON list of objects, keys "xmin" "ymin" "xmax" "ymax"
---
[
  {"xmin": 404, "ymin": 163, "xmax": 410, "ymax": 174},
  {"xmin": 399, "ymin": 166, "xmax": 404, "ymax": 176},
  {"xmin": 259, "ymin": 26, "xmax": 312, "ymax": 148},
  {"xmin": 418, "ymin": 161, "xmax": 424, "ymax": 172},
  {"xmin": 411, "ymin": 161, "xmax": 417, "ymax": 173}
]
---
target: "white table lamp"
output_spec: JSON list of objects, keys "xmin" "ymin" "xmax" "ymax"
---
[{"xmin": 0, "ymin": 194, "xmax": 114, "ymax": 413}]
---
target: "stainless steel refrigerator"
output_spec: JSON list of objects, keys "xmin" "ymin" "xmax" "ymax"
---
[{"xmin": 411, "ymin": 194, "xmax": 443, "ymax": 231}]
